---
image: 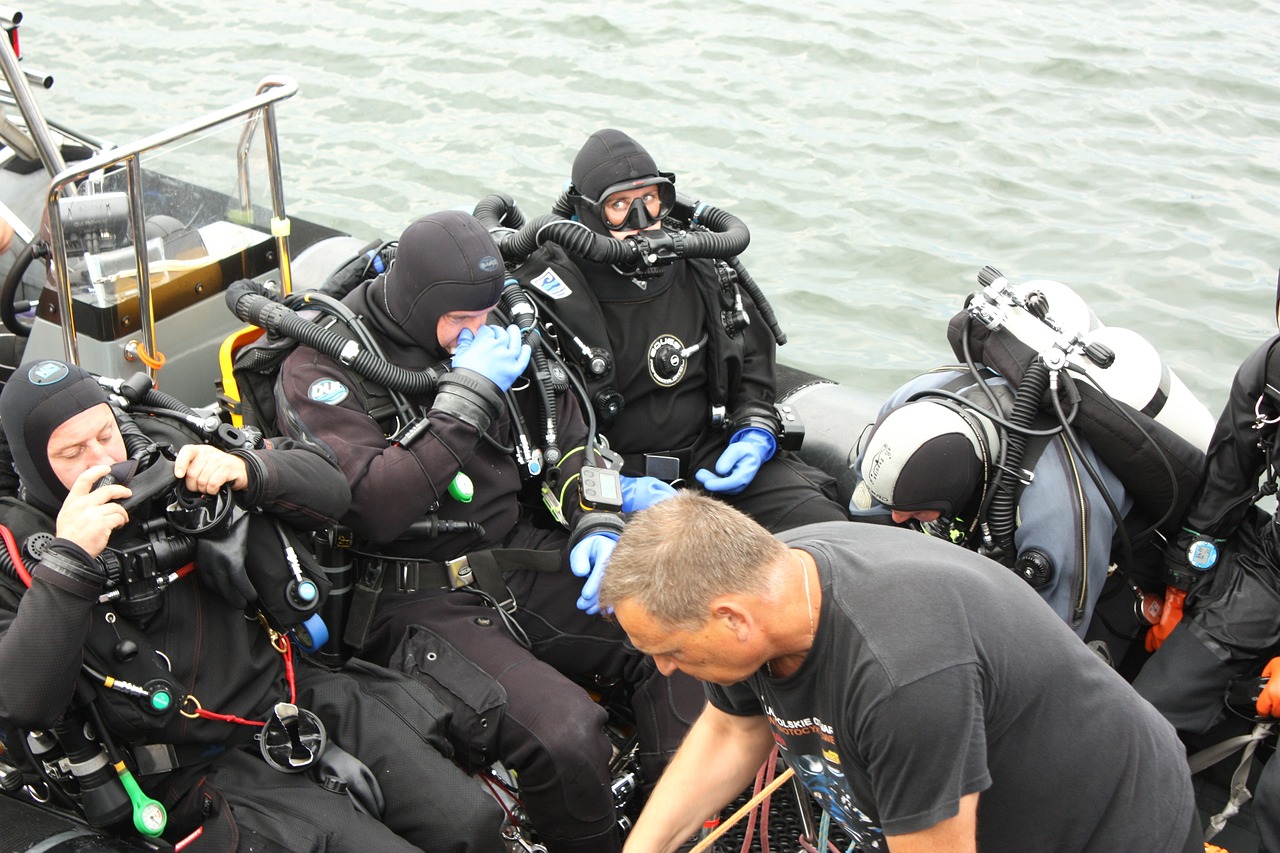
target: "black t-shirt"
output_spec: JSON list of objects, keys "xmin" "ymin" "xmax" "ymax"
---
[{"xmin": 707, "ymin": 522, "xmax": 1195, "ymax": 852}]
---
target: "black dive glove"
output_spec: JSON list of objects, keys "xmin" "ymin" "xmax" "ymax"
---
[{"xmin": 311, "ymin": 742, "xmax": 386, "ymax": 818}]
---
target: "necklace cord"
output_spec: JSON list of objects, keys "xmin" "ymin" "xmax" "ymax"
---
[
  {"xmin": 767, "ymin": 552, "xmax": 815, "ymax": 678},
  {"xmin": 798, "ymin": 551, "xmax": 815, "ymax": 640}
]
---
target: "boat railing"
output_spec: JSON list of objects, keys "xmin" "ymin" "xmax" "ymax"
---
[
  {"xmin": 0, "ymin": 7, "xmax": 68, "ymax": 183},
  {"xmin": 42, "ymin": 76, "xmax": 299, "ymax": 381}
]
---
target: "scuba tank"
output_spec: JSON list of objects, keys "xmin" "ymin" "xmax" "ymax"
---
[
  {"xmin": 956, "ymin": 269, "xmax": 1214, "ymax": 452},
  {"xmin": 1082, "ymin": 325, "xmax": 1214, "ymax": 452},
  {"xmin": 949, "ymin": 266, "xmax": 1208, "ymax": 535}
]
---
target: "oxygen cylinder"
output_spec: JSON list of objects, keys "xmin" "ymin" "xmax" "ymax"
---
[{"xmin": 1077, "ymin": 326, "xmax": 1215, "ymax": 453}]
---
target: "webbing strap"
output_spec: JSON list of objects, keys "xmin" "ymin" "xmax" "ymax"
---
[{"xmin": 1187, "ymin": 721, "xmax": 1275, "ymax": 842}]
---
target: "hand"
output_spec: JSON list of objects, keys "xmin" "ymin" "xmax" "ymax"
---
[
  {"xmin": 695, "ymin": 428, "xmax": 777, "ymax": 495},
  {"xmin": 55, "ymin": 465, "xmax": 132, "ymax": 558},
  {"xmin": 569, "ymin": 532, "xmax": 618, "ymax": 614},
  {"xmin": 1144, "ymin": 587, "xmax": 1186, "ymax": 653},
  {"xmin": 620, "ymin": 475, "xmax": 678, "ymax": 513},
  {"xmin": 1258, "ymin": 658, "xmax": 1280, "ymax": 718},
  {"xmin": 174, "ymin": 444, "xmax": 249, "ymax": 494},
  {"xmin": 450, "ymin": 325, "xmax": 532, "ymax": 392}
]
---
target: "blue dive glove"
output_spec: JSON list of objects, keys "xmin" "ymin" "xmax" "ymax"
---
[
  {"xmin": 569, "ymin": 531, "xmax": 619, "ymax": 614},
  {"xmin": 451, "ymin": 325, "xmax": 532, "ymax": 392},
  {"xmin": 695, "ymin": 428, "xmax": 777, "ymax": 495},
  {"xmin": 620, "ymin": 475, "xmax": 678, "ymax": 513}
]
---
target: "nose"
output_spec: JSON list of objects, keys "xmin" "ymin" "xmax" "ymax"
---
[
  {"xmin": 85, "ymin": 442, "xmax": 117, "ymax": 468},
  {"xmin": 890, "ymin": 510, "xmax": 914, "ymax": 524},
  {"xmin": 654, "ymin": 656, "xmax": 678, "ymax": 677}
]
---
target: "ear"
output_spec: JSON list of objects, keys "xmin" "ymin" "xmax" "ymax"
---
[{"xmin": 709, "ymin": 596, "xmax": 754, "ymax": 642}]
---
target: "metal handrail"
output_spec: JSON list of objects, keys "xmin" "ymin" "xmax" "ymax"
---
[
  {"xmin": 44, "ymin": 76, "xmax": 298, "ymax": 374},
  {"xmin": 0, "ymin": 9, "xmax": 68, "ymax": 179}
]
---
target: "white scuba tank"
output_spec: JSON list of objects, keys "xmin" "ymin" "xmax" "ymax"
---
[
  {"xmin": 1077, "ymin": 326, "xmax": 1215, "ymax": 453},
  {"xmin": 971, "ymin": 275, "xmax": 1215, "ymax": 454}
]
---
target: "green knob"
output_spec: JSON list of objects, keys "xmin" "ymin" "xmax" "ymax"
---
[{"xmin": 449, "ymin": 472, "xmax": 474, "ymax": 504}]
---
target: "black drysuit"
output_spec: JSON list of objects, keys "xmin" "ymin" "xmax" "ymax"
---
[
  {"xmin": 0, "ymin": 429, "xmax": 502, "ymax": 852},
  {"xmin": 514, "ymin": 243, "xmax": 847, "ymax": 532},
  {"xmin": 1131, "ymin": 333, "xmax": 1280, "ymax": 850},
  {"xmin": 275, "ymin": 275, "xmax": 702, "ymax": 853}
]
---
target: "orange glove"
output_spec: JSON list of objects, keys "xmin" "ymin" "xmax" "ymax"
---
[
  {"xmin": 1256, "ymin": 658, "xmax": 1280, "ymax": 718},
  {"xmin": 1144, "ymin": 587, "xmax": 1186, "ymax": 653}
]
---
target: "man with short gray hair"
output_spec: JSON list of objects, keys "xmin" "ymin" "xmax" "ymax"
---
[{"xmin": 600, "ymin": 492, "xmax": 1201, "ymax": 853}]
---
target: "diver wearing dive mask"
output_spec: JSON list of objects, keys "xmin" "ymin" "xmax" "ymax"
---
[
  {"xmin": 582, "ymin": 174, "xmax": 676, "ymax": 235},
  {"xmin": 512, "ymin": 128, "xmax": 851, "ymax": 537}
]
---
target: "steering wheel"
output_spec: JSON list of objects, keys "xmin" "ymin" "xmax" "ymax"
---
[{"xmin": 0, "ymin": 239, "xmax": 47, "ymax": 337}]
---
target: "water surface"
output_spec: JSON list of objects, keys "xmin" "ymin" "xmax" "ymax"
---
[{"xmin": 31, "ymin": 0, "xmax": 1280, "ymax": 413}]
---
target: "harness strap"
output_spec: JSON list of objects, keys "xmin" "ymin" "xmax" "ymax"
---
[
  {"xmin": 365, "ymin": 547, "xmax": 559, "ymax": 591},
  {"xmin": 131, "ymin": 742, "xmax": 234, "ymax": 776},
  {"xmin": 343, "ymin": 548, "xmax": 562, "ymax": 651}
]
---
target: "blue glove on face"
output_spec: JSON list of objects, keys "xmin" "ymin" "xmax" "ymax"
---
[
  {"xmin": 451, "ymin": 324, "xmax": 532, "ymax": 392},
  {"xmin": 620, "ymin": 475, "xmax": 678, "ymax": 513},
  {"xmin": 695, "ymin": 428, "xmax": 777, "ymax": 495},
  {"xmin": 569, "ymin": 531, "xmax": 618, "ymax": 614}
]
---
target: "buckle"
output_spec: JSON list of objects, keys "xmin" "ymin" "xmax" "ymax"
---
[
  {"xmin": 447, "ymin": 556, "xmax": 474, "ymax": 590},
  {"xmin": 397, "ymin": 561, "xmax": 417, "ymax": 593}
]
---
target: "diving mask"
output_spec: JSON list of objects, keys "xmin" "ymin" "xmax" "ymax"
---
[{"xmin": 584, "ymin": 174, "xmax": 676, "ymax": 233}]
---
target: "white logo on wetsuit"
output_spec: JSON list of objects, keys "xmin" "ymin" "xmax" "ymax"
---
[
  {"xmin": 527, "ymin": 268, "xmax": 573, "ymax": 299},
  {"xmin": 308, "ymin": 378, "xmax": 350, "ymax": 405},
  {"xmin": 647, "ymin": 334, "xmax": 688, "ymax": 387}
]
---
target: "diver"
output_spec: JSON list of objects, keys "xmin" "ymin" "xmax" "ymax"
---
[
  {"xmin": 849, "ymin": 364, "xmax": 1136, "ymax": 642},
  {"xmin": 1132, "ymin": 325, "xmax": 1280, "ymax": 852},
  {"xmin": 504, "ymin": 130, "xmax": 849, "ymax": 589},
  {"xmin": 0, "ymin": 359, "xmax": 503, "ymax": 851},
  {"xmin": 270, "ymin": 210, "xmax": 704, "ymax": 853}
]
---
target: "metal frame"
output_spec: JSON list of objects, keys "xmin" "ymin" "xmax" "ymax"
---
[{"xmin": 41, "ymin": 76, "xmax": 298, "ymax": 377}]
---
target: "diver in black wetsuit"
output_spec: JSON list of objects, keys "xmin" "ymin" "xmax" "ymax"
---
[
  {"xmin": 510, "ymin": 131, "xmax": 849, "ymax": 562},
  {"xmin": 1133, "ymin": 332, "xmax": 1280, "ymax": 850},
  {"xmin": 274, "ymin": 210, "xmax": 703, "ymax": 853},
  {"xmin": 0, "ymin": 359, "xmax": 502, "ymax": 852}
]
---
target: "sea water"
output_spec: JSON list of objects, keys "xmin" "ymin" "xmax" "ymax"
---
[{"xmin": 31, "ymin": 0, "xmax": 1280, "ymax": 414}]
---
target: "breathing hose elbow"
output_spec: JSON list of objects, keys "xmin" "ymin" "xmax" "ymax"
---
[
  {"xmin": 472, "ymin": 193, "xmax": 526, "ymax": 232},
  {"xmin": 226, "ymin": 283, "xmax": 438, "ymax": 396},
  {"xmin": 684, "ymin": 204, "xmax": 751, "ymax": 258}
]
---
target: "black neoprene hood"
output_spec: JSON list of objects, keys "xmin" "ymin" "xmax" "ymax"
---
[
  {"xmin": 370, "ymin": 210, "xmax": 505, "ymax": 359},
  {"xmin": 572, "ymin": 129, "xmax": 661, "ymax": 202},
  {"xmin": 0, "ymin": 359, "xmax": 111, "ymax": 511},
  {"xmin": 570, "ymin": 129, "xmax": 666, "ymax": 236}
]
